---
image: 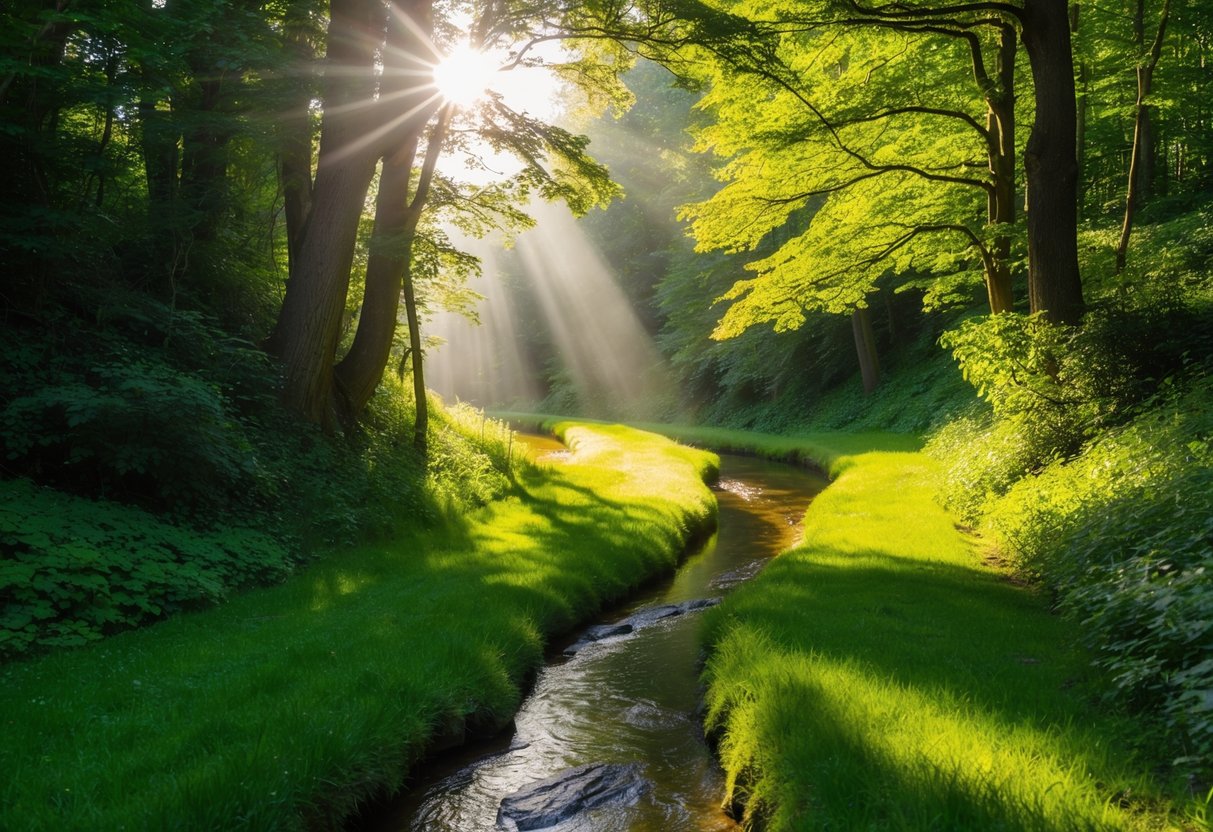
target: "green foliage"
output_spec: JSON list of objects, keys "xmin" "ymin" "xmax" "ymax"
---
[
  {"xmin": 429, "ymin": 402, "xmax": 517, "ymax": 502},
  {"xmin": 0, "ymin": 288, "xmax": 531, "ymax": 659},
  {"xmin": 0, "ymin": 424, "xmax": 716, "ymax": 829},
  {"xmin": 982, "ymin": 377, "xmax": 1213, "ymax": 776},
  {"xmin": 932, "ymin": 299, "xmax": 1213, "ymax": 522},
  {"xmin": 680, "ymin": 19, "xmax": 1010, "ymax": 338},
  {"xmin": 0, "ymin": 478, "xmax": 289, "ymax": 660},
  {"xmin": 1075, "ymin": 0, "xmax": 1213, "ymax": 218},
  {"xmin": 2, "ymin": 359, "xmax": 262, "ymax": 514}
]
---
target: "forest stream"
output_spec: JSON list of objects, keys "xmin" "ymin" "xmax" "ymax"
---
[{"xmin": 365, "ymin": 437, "xmax": 827, "ymax": 832}]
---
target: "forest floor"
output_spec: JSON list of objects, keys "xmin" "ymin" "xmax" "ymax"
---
[
  {"xmin": 0, "ymin": 423, "xmax": 716, "ymax": 831},
  {"xmin": 639, "ymin": 423, "xmax": 1204, "ymax": 831}
]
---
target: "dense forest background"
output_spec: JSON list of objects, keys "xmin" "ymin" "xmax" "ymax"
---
[{"xmin": 2, "ymin": 0, "xmax": 1211, "ymax": 788}]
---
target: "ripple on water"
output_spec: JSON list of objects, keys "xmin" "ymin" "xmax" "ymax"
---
[
  {"xmin": 387, "ymin": 454, "xmax": 824, "ymax": 832},
  {"xmin": 715, "ymin": 478, "xmax": 762, "ymax": 500}
]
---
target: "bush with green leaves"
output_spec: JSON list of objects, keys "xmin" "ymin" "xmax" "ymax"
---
[
  {"xmin": 0, "ymin": 478, "xmax": 291, "ymax": 660},
  {"xmin": 983, "ymin": 377, "xmax": 1213, "ymax": 777},
  {"xmin": 1, "ymin": 358, "xmax": 264, "ymax": 515},
  {"xmin": 931, "ymin": 301, "xmax": 1211, "ymax": 521}
]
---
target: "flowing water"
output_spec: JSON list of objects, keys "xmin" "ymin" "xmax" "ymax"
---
[{"xmin": 367, "ymin": 438, "xmax": 827, "ymax": 832}]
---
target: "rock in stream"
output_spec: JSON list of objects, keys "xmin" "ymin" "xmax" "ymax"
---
[
  {"xmin": 563, "ymin": 598, "xmax": 721, "ymax": 656},
  {"xmin": 496, "ymin": 762, "xmax": 651, "ymax": 830}
]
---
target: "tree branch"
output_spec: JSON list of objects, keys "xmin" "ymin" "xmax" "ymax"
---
[{"xmin": 835, "ymin": 105, "xmax": 989, "ymax": 138}]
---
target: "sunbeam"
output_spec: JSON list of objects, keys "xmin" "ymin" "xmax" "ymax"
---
[
  {"xmin": 515, "ymin": 200, "xmax": 671, "ymax": 416},
  {"xmin": 427, "ymin": 201, "xmax": 673, "ymax": 418},
  {"xmin": 426, "ymin": 237, "xmax": 543, "ymax": 409}
]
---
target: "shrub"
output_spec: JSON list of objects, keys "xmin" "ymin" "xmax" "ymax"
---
[
  {"xmin": 0, "ymin": 478, "xmax": 291, "ymax": 660},
  {"xmin": 982, "ymin": 377, "xmax": 1213, "ymax": 777},
  {"xmin": 1, "ymin": 358, "xmax": 264, "ymax": 515}
]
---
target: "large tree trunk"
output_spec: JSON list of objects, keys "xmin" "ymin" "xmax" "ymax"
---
[
  {"xmin": 333, "ymin": 139, "xmax": 419, "ymax": 419},
  {"xmin": 268, "ymin": 0, "xmax": 387, "ymax": 427},
  {"xmin": 985, "ymin": 22, "xmax": 1017, "ymax": 314},
  {"xmin": 1115, "ymin": 0, "xmax": 1170, "ymax": 272},
  {"xmin": 1021, "ymin": 0, "xmax": 1085, "ymax": 324},
  {"xmin": 279, "ymin": 4, "xmax": 316, "ymax": 274},
  {"xmin": 851, "ymin": 306, "xmax": 881, "ymax": 393},
  {"xmin": 335, "ymin": 111, "xmax": 450, "ymax": 422},
  {"xmin": 333, "ymin": 0, "xmax": 443, "ymax": 421}
]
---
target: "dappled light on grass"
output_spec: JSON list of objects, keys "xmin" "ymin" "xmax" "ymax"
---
[
  {"xmin": 690, "ymin": 432, "xmax": 1183, "ymax": 831},
  {"xmin": 0, "ymin": 420, "xmax": 717, "ymax": 829}
]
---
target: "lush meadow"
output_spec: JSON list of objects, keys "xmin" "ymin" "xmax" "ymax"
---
[
  {"xmin": 0, "ymin": 420, "xmax": 716, "ymax": 830},
  {"xmin": 630, "ymin": 426, "xmax": 1202, "ymax": 830}
]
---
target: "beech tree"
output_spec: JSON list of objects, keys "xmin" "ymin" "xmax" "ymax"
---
[
  {"xmin": 567, "ymin": 0, "xmax": 1086, "ymax": 324},
  {"xmin": 1114, "ymin": 0, "xmax": 1172, "ymax": 272},
  {"xmin": 680, "ymin": 22, "xmax": 1024, "ymax": 345},
  {"xmin": 268, "ymin": 0, "xmax": 619, "ymax": 432}
]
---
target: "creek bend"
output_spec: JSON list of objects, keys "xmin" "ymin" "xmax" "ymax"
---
[{"xmin": 367, "ymin": 437, "xmax": 827, "ymax": 832}]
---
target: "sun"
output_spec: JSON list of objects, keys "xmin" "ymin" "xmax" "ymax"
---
[{"xmin": 432, "ymin": 45, "xmax": 499, "ymax": 108}]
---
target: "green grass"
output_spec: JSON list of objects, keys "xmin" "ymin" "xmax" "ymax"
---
[
  {"xmin": 0, "ymin": 422, "xmax": 717, "ymax": 831},
  {"xmin": 646, "ymin": 427, "xmax": 1193, "ymax": 831}
]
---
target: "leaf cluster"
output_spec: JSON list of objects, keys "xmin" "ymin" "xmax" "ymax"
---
[{"xmin": 0, "ymin": 477, "xmax": 290, "ymax": 661}]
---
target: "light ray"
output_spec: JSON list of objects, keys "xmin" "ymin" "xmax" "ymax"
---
[{"xmin": 430, "ymin": 202, "xmax": 672, "ymax": 418}]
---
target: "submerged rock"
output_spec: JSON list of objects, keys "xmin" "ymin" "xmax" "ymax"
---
[
  {"xmin": 563, "ymin": 598, "xmax": 722, "ymax": 656},
  {"xmin": 496, "ymin": 762, "xmax": 650, "ymax": 830}
]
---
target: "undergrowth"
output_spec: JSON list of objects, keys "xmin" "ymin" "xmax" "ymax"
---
[
  {"xmin": 0, "ymin": 288, "xmax": 516, "ymax": 661},
  {"xmin": 923, "ymin": 211, "xmax": 1213, "ymax": 783},
  {"xmin": 0, "ymin": 423, "xmax": 717, "ymax": 830}
]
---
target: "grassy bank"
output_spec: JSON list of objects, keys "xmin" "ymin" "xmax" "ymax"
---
[
  {"xmin": 0, "ymin": 422, "xmax": 716, "ymax": 830},
  {"xmin": 639, "ymin": 427, "xmax": 1195, "ymax": 830}
]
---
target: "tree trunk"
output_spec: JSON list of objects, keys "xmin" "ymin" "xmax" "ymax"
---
[
  {"xmin": 1021, "ymin": 0, "xmax": 1085, "ymax": 324},
  {"xmin": 279, "ymin": 5, "xmax": 316, "ymax": 274},
  {"xmin": 333, "ymin": 140, "xmax": 419, "ymax": 419},
  {"xmin": 179, "ymin": 76, "xmax": 230, "ymax": 250},
  {"xmin": 333, "ymin": 0, "xmax": 443, "ymax": 422},
  {"xmin": 1115, "ymin": 0, "xmax": 1170, "ymax": 272},
  {"xmin": 851, "ymin": 306, "xmax": 880, "ymax": 393},
  {"xmin": 403, "ymin": 257, "xmax": 429, "ymax": 455},
  {"xmin": 1070, "ymin": 2, "xmax": 1089, "ymax": 212},
  {"xmin": 268, "ymin": 0, "xmax": 387, "ymax": 427},
  {"xmin": 139, "ymin": 90, "xmax": 182, "ymax": 289},
  {"xmin": 985, "ymin": 22, "xmax": 1017, "ymax": 314}
]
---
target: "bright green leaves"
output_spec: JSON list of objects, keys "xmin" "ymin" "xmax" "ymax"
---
[
  {"xmin": 0, "ymin": 478, "xmax": 290, "ymax": 660},
  {"xmin": 679, "ymin": 17, "xmax": 1018, "ymax": 338}
]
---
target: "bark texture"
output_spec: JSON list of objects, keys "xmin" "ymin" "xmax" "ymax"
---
[
  {"xmin": 852, "ymin": 306, "xmax": 881, "ymax": 393},
  {"xmin": 269, "ymin": 0, "xmax": 387, "ymax": 427},
  {"xmin": 1021, "ymin": 0, "xmax": 1085, "ymax": 324},
  {"xmin": 333, "ymin": 0, "xmax": 443, "ymax": 423}
]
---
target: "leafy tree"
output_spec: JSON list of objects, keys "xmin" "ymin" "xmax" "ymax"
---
[
  {"xmin": 267, "ymin": 0, "xmax": 620, "ymax": 435},
  {"xmin": 681, "ymin": 23, "xmax": 1022, "ymax": 345},
  {"xmin": 551, "ymin": 0, "xmax": 1086, "ymax": 323}
]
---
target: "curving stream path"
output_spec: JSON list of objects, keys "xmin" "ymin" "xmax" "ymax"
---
[{"xmin": 367, "ymin": 436, "xmax": 827, "ymax": 832}]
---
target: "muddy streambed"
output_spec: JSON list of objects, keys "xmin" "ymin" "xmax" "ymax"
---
[{"xmin": 365, "ymin": 436, "xmax": 827, "ymax": 832}]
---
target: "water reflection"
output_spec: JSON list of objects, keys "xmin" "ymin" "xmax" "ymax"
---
[{"xmin": 367, "ymin": 451, "xmax": 825, "ymax": 832}]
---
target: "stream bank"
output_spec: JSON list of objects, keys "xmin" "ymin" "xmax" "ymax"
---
[
  {"xmin": 0, "ymin": 424, "xmax": 717, "ymax": 831},
  {"xmin": 365, "ymin": 449, "xmax": 826, "ymax": 832}
]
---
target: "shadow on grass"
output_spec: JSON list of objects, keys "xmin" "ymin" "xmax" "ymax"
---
[{"xmin": 705, "ymin": 525, "xmax": 1162, "ymax": 829}]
